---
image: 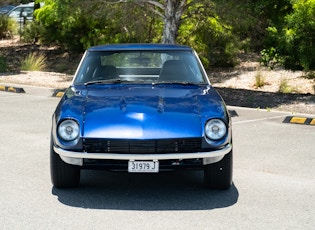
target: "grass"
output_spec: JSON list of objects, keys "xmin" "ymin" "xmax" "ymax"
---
[
  {"xmin": 21, "ymin": 52, "xmax": 46, "ymax": 71},
  {"xmin": 278, "ymin": 78, "xmax": 296, "ymax": 93},
  {"xmin": 254, "ymin": 71, "xmax": 267, "ymax": 88}
]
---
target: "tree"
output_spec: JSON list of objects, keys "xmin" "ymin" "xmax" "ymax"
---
[
  {"xmin": 263, "ymin": 0, "xmax": 315, "ymax": 70},
  {"xmin": 34, "ymin": 0, "xmax": 239, "ymax": 67},
  {"xmin": 158, "ymin": 0, "xmax": 188, "ymax": 44},
  {"xmin": 284, "ymin": 0, "xmax": 315, "ymax": 70},
  {"xmin": 76, "ymin": 0, "xmax": 209, "ymax": 44}
]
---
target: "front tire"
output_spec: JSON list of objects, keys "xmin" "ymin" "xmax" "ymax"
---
[
  {"xmin": 204, "ymin": 150, "xmax": 233, "ymax": 189},
  {"xmin": 50, "ymin": 138, "xmax": 80, "ymax": 188}
]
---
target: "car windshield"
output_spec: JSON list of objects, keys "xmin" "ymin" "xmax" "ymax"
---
[{"xmin": 73, "ymin": 50, "xmax": 208, "ymax": 85}]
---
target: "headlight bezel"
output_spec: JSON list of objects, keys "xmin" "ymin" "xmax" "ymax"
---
[
  {"xmin": 57, "ymin": 119, "xmax": 80, "ymax": 142},
  {"xmin": 204, "ymin": 119, "xmax": 227, "ymax": 141}
]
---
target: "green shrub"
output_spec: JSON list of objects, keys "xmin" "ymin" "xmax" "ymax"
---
[
  {"xmin": 203, "ymin": 17, "xmax": 239, "ymax": 68},
  {"xmin": 263, "ymin": 0, "xmax": 315, "ymax": 70},
  {"xmin": 179, "ymin": 12, "xmax": 239, "ymax": 69},
  {"xmin": 21, "ymin": 52, "xmax": 46, "ymax": 71},
  {"xmin": 0, "ymin": 15, "xmax": 9, "ymax": 38},
  {"xmin": 0, "ymin": 15, "xmax": 16, "ymax": 38},
  {"xmin": 286, "ymin": 0, "xmax": 315, "ymax": 70},
  {"xmin": 259, "ymin": 47, "xmax": 283, "ymax": 69},
  {"xmin": 21, "ymin": 21, "xmax": 41, "ymax": 43},
  {"xmin": 35, "ymin": 1, "xmax": 160, "ymax": 53}
]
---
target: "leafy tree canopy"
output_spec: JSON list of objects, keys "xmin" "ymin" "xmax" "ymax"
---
[{"xmin": 15, "ymin": 0, "xmax": 315, "ymax": 70}]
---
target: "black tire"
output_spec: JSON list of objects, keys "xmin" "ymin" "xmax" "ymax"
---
[
  {"xmin": 204, "ymin": 150, "xmax": 233, "ymax": 189},
  {"xmin": 50, "ymin": 138, "xmax": 80, "ymax": 188}
]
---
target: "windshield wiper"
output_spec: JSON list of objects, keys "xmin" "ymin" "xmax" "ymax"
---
[
  {"xmin": 153, "ymin": 81, "xmax": 201, "ymax": 86},
  {"xmin": 85, "ymin": 78, "xmax": 130, "ymax": 86}
]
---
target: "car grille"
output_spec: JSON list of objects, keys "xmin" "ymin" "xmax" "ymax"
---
[{"xmin": 83, "ymin": 138, "xmax": 202, "ymax": 154}]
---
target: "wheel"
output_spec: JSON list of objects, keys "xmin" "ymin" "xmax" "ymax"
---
[
  {"xmin": 50, "ymin": 137, "xmax": 80, "ymax": 188},
  {"xmin": 204, "ymin": 150, "xmax": 233, "ymax": 189}
]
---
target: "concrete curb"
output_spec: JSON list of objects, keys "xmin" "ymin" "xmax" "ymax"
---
[
  {"xmin": 52, "ymin": 88, "xmax": 66, "ymax": 97},
  {"xmin": 283, "ymin": 116, "xmax": 315, "ymax": 125},
  {"xmin": 0, "ymin": 85, "xmax": 25, "ymax": 93}
]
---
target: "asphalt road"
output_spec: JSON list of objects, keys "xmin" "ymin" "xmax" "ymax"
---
[{"xmin": 0, "ymin": 85, "xmax": 314, "ymax": 230}]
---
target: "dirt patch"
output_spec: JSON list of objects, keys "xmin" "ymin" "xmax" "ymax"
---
[
  {"xmin": 1, "ymin": 38, "xmax": 315, "ymax": 114},
  {"xmin": 0, "ymin": 37, "xmax": 82, "ymax": 74},
  {"xmin": 0, "ymin": 71, "xmax": 73, "ymax": 88},
  {"xmin": 209, "ymin": 54, "xmax": 315, "ymax": 114}
]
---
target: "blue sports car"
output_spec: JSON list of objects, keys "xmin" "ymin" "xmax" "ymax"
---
[{"xmin": 51, "ymin": 44, "xmax": 233, "ymax": 189}]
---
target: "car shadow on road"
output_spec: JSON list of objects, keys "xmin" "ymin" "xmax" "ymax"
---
[{"xmin": 52, "ymin": 170, "xmax": 239, "ymax": 211}]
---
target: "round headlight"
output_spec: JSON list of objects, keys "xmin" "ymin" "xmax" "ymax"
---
[
  {"xmin": 58, "ymin": 120, "xmax": 79, "ymax": 141},
  {"xmin": 205, "ymin": 119, "xmax": 227, "ymax": 140}
]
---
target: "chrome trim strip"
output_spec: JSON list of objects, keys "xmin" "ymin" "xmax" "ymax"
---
[{"xmin": 54, "ymin": 144, "xmax": 232, "ymax": 166}]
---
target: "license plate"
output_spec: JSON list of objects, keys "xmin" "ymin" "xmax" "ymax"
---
[{"xmin": 128, "ymin": 161, "xmax": 159, "ymax": 173}]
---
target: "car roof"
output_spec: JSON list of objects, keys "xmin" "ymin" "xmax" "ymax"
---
[
  {"xmin": 18, "ymin": 2, "xmax": 35, "ymax": 6},
  {"xmin": 7, "ymin": 2, "xmax": 34, "ymax": 14},
  {"xmin": 0, "ymin": 5, "xmax": 15, "ymax": 13},
  {"xmin": 11, "ymin": 2, "xmax": 34, "ymax": 8},
  {"xmin": 88, "ymin": 44, "xmax": 193, "ymax": 52},
  {"xmin": 0, "ymin": 5, "xmax": 15, "ymax": 9}
]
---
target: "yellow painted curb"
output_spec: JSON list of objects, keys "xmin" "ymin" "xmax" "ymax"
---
[
  {"xmin": 283, "ymin": 116, "xmax": 315, "ymax": 126},
  {"xmin": 0, "ymin": 85, "xmax": 25, "ymax": 93},
  {"xmin": 290, "ymin": 117, "xmax": 307, "ymax": 124},
  {"xmin": 52, "ymin": 89, "xmax": 66, "ymax": 97}
]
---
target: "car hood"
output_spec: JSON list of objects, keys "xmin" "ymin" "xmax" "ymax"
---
[{"xmin": 70, "ymin": 84, "xmax": 228, "ymax": 139}]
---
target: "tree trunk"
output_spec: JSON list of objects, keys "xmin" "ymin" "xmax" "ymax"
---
[{"xmin": 162, "ymin": 0, "xmax": 185, "ymax": 44}]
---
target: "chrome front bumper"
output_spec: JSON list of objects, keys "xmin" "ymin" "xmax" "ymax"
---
[{"xmin": 54, "ymin": 143, "xmax": 232, "ymax": 166}]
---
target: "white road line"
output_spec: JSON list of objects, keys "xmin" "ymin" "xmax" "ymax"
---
[
  {"xmin": 0, "ymin": 94, "xmax": 23, "ymax": 99},
  {"xmin": 232, "ymin": 115, "xmax": 287, "ymax": 124},
  {"xmin": 0, "ymin": 94, "xmax": 59, "ymax": 100}
]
